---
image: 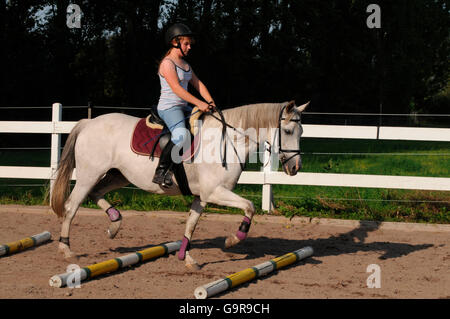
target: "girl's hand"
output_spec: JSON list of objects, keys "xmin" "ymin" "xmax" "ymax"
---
[
  {"xmin": 208, "ymin": 100, "xmax": 216, "ymax": 108},
  {"xmin": 198, "ymin": 101, "xmax": 213, "ymax": 112}
]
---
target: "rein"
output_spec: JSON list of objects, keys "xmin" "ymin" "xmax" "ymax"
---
[
  {"xmin": 209, "ymin": 106, "xmax": 229, "ymax": 168},
  {"xmin": 206, "ymin": 105, "xmax": 263, "ymax": 170}
]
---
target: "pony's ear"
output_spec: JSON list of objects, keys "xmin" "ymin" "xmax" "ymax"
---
[
  {"xmin": 285, "ymin": 100, "xmax": 296, "ymax": 113},
  {"xmin": 296, "ymin": 101, "xmax": 310, "ymax": 113}
]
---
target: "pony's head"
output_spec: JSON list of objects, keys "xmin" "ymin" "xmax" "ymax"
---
[{"xmin": 278, "ymin": 100, "xmax": 309, "ymax": 176}]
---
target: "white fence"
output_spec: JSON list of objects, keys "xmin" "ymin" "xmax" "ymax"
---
[{"xmin": 1, "ymin": 103, "xmax": 449, "ymax": 212}]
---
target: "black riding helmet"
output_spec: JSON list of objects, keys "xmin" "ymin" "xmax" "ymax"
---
[{"xmin": 165, "ymin": 23, "xmax": 194, "ymax": 56}]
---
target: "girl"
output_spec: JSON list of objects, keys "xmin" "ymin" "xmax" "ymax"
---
[{"xmin": 153, "ymin": 23, "xmax": 216, "ymax": 188}]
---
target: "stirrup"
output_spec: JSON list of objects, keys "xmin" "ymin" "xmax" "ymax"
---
[
  {"xmin": 153, "ymin": 167, "xmax": 174, "ymax": 188},
  {"xmin": 152, "ymin": 168, "xmax": 166, "ymax": 185},
  {"xmin": 161, "ymin": 169, "xmax": 174, "ymax": 188}
]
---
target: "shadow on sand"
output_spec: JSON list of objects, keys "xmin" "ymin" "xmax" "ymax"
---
[{"xmin": 192, "ymin": 221, "xmax": 433, "ymax": 267}]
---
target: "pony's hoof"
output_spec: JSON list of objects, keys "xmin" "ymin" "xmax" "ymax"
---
[
  {"xmin": 58, "ymin": 243, "xmax": 75, "ymax": 260},
  {"xmin": 107, "ymin": 220, "xmax": 122, "ymax": 239},
  {"xmin": 186, "ymin": 263, "xmax": 201, "ymax": 271},
  {"xmin": 184, "ymin": 252, "xmax": 200, "ymax": 271},
  {"xmin": 225, "ymin": 234, "xmax": 241, "ymax": 249}
]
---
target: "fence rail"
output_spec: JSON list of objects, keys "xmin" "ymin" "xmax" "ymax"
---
[{"xmin": 1, "ymin": 103, "xmax": 449, "ymax": 212}]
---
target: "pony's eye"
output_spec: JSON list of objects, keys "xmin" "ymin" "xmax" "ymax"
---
[{"xmin": 284, "ymin": 129, "xmax": 292, "ymax": 135}]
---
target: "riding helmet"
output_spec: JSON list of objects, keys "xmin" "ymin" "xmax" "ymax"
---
[{"xmin": 165, "ymin": 23, "xmax": 194, "ymax": 46}]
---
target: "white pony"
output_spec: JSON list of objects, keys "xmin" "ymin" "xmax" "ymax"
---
[{"xmin": 51, "ymin": 100, "xmax": 309, "ymax": 269}]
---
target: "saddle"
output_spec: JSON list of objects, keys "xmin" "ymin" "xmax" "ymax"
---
[
  {"xmin": 130, "ymin": 106, "xmax": 203, "ymax": 196},
  {"xmin": 130, "ymin": 106, "xmax": 202, "ymax": 161}
]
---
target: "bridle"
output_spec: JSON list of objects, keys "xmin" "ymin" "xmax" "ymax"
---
[
  {"xmin": 207, "ymin": 103, "xmax": 303, "ymax": 168},
  {"xmin": 276, "ymin": 104, "xmax": 303, "ymax": 166}
]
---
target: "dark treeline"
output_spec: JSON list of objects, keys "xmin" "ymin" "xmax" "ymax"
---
[{"xmin": 1, "ymin": 0, "xmax": 449, "ymax": 121}]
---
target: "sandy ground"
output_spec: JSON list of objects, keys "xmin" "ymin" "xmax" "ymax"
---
[{"xmin": 0, "ymin": 205, "xmax": 448, "ymax": 299}]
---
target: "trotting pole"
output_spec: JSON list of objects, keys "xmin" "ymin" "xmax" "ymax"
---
[
  {"xmin": 194, "ymin": 246, "xmax": 313, "ymax": 299},
  {"xmin": 49, "ymin": 240, "xmax": 181, "ymax": 288},
  {"xmin": 0, "ymin": 231, "xmax": 51, "ymax": 257}
]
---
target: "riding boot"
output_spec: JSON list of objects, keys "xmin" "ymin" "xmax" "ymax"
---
[{"xmin": 152, "ymin": 140, "xmax": 175, "ymax": 188}]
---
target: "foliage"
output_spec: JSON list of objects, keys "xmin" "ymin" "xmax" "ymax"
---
[{"xmin": 1, "ymin": 0, "xmax": 449, "ymax": 115}]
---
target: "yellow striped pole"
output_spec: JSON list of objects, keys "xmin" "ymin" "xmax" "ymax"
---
[
  {"xmin": 0, "ymin": 231, "xmax": 51, "ymax": 257},
  {"xmin": 49, "ymin": 240, "xmax": 181, "ymax": 288},
  {"xmin": 194, "ymin": 246, "xmax": 313, "ymax": 299}
]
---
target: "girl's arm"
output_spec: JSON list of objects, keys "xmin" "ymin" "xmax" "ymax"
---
[
  {"xmin": 160, "ymin": 60, "xmax": 211, "ymax": 112},
  {"xmin": 190, "ymin": 71, "xmax": 215, "ymax": 106}
]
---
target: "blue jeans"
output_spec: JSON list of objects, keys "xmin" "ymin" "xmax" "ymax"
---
[{"xmin": 158, "ymin": 105, "xmax": 192, "ymax": 146}]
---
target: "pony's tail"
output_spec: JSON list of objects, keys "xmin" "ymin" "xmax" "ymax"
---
[{"xmin": 51, "ymin": 119, "xmax": 89, "ymax": 218}]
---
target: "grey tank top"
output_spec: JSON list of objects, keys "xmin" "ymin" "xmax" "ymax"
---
[{"xmin": 157, "ymin": 59, "xmax": 193, "ymax": 111}]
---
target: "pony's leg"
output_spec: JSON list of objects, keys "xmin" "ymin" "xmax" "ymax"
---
[
  {"xmin": 178, "ymin": 196, "xmax": 206, "ymax": 270},
  {"xmin": 88, "ymin": 169, "xmax": 129, "ymax": 239},
  {"xmin": 205, "ymin": 186, "xmax": 255, "ymax": 248},
  {"xmin": 58, "ymin": 176, "xmax": 101, "ymax": 259}
]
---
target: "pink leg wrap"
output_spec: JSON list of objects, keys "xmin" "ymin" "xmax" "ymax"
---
[
  {"xmin": 106, "ymin": 207, "xmax": 121, "ymax": 222},
  {"xmin": 236, "ymin": 216, "xmax": 251, "ymax": 240},
  {"xmin": 178, "ymin": 236, "xmax": 190, "ymax": 261}
]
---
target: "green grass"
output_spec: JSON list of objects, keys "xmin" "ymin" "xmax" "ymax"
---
[{"xmin": 0, "ymin": 138, "xmax": 449, "ymax": 223}]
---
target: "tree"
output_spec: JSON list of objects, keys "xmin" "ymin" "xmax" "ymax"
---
[{"xmin": 1, "ymin": 0, "xmax": 448, "ymax": 116}]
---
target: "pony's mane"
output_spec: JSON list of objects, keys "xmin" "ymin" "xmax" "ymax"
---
[{"xmin": 205, "ymin": 102, "xmax": 286, "ymax": 131}]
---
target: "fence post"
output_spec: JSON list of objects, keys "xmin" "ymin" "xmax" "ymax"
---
[
  {"xmin": 262, "ymin": 141, "xmax": 274, "ymax": 212},
  {"xmin": 50, "ymin": 103, "xmax": 62, "ymax": 202},
  {"xmin": 88, "ymin": 101, "xmax": 92, "ymax": 119}
]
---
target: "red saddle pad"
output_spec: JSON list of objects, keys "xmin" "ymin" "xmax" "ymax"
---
[
  {"xmin": 131, "ymin": 118, "xmax": 200, "ymax": 161},
  {"xmin": 131, "ymin": 118, "xmax": 163, "ymax": 157}
]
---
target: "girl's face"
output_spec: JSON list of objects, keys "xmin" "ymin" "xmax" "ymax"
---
[{"xmin": 173, "ymin": 37, "xmax": 193, "ymax": 56}]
